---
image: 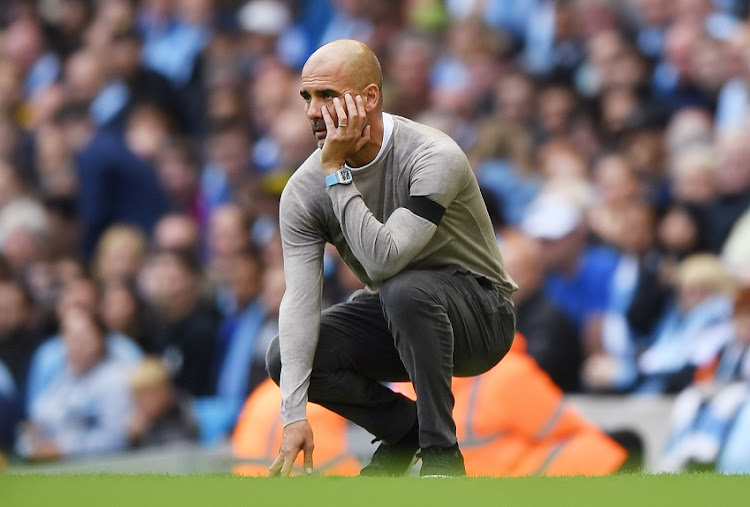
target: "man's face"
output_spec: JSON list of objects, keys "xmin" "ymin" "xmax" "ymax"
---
[{"xmin": 299, "ymin": 59, "xmax": 354, "ymax": 149}]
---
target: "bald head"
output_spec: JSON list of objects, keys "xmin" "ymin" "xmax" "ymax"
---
[
  {"xmin": 299, "ymin": 39, "xmax": 386, "ymax": 159},
  {"xmin": 304, "ymin": 39, "xmax": 383, "ymax": 94}
]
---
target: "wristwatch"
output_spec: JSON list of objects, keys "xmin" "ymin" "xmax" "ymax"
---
[{"xmin": 325, "ymin": 166, "xmax": 353, "ymax": 187}]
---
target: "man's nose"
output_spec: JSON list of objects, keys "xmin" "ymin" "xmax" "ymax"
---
[{"xmin": 306, "ymin": 98, "xmax": 323, "ymax": 119}]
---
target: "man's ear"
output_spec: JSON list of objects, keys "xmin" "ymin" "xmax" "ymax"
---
[{"xmin": 363, "ymin": 84, "xmax": 380, "ymax": 112}]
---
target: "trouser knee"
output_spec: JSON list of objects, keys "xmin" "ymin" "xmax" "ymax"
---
[{"xmin": 265, "ymin": 335, "xmax": 281, "ymax": 386}]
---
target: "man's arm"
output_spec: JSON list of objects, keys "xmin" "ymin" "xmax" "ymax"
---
[
  {"xmin": 277, "ymin": 186, "xmax": 326, "ymax": 425},
  {"xmin": 322, "ymin": 95, "xmax": 468, "ymax": 282},
  {"xmin": 327, "ymin": 178, "xmax": 459, "ymax": 283},
  {"xmin": 269, "ymin": 184, "xmax": 325, "ymax": 476}
]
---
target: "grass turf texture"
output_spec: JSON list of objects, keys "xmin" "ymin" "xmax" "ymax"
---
[{"xmin": 2, "ymin": 474, "xmax": 750, "ymax": 507}]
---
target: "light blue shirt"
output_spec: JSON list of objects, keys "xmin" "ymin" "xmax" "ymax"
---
[
  {"xmin": 23, "ymin": 357, "xmax": 132, "ymax": 457},
  {"xmin": 141, "ymin": 20, "xmax": 210, "ymax": 87},
  {"xmin": 26, "ymin": 333, "xmax": 142, "ymax": 412}
]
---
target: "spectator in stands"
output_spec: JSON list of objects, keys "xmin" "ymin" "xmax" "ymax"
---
[
  {"xmin": 17, "ymin": 306, "xmax": 132, "ymax": 460},
  {"xmin": 152, "ymin": 213, "xmax": 202, "ymax": 257},
  {"xmin": 657, "ymin": 201, "xmax": 705, "ymax": 277},
  {"xmin": 140, "ymin": 248, "xmax": 219, "ymax": 397},
  {"xmin": 669, "ymin": 143, "xmax": 718, "ymax": 206},
  {"xmin": 0, "ymin": 160, "xmax": 25, "ymax": 210},
  {"xmin": 26, "ymin": 277, "xmax": 142, "ymax": 411},
  {"xmin": 492, "ymin": 70, "xmax": 537, "ymax": 130},
  {"xmin": 0, "ymin": 198, "xmax": 51, "ymax": 275},
  {"xmin": 700, "ymin": 128, "xmax": 750, "ymax": 252},
  {"xmin": 583, "ymin": 201, "xmax": 670, "ymax": 393},
  {"xmin": 33, "ymin": 123, "xmax": 77, "ymax": 199},
  {"xmin": 0, "ymin": 279, "xmax": 40, "ymax": 401},
  {"xmin": 659, "ymin": 286, "xmax": 750, "ymax": 472},
  {"xmin": 154, "ymin": 138, "xmax": 205, "ymax": 221},
  {"xmin": 534, "ymin": 83, "xmax": 579, "ymax": 143},
  {"xmin": 521, "ymin": 191, "xmax": 619, "ymax": 333},
  {"xmin": 588, "ymin": 153, "xmax": 642, "ymax": 247},
  {"xmin": 384, "ymin": 32, "xmax": 435, "ymax": 120},
  {"xmin": 651, "ymin": 20, "xmax": 714, "ymax": 114},
  {"xmin": 99, "ymin": 278, "xmax": 163, "ymax": 354},
  {"xmin": 2, "ymin": 16, "xmax": 61, "ymax": 100},
  {"xmin": 74, "ymin": 103, "xmax": 169, "ymax": 258},
  {"xmin": 665, "ymin": 107, "xmax": 714, "ymax": 157},
  {"xmin": 501, "ymin": 231, "xmax": 581, "ymax": 392},
  {"xmin": 472, "ymin": 121, "xmax": 540, "ymax": 226},
  {"xmin": 206, "ymin": 203, "xmax": 251, "ymax": 303},
  {"xmin": 636, "ymin": 254, "xmax": 736, "ymax": 394},
  {"xmin": 194, "ymin": 249, "xmax": 264, "ymax": 443},
  {"xmin": 715, "ymin": 23, "xmax": 750, "ymax": 131},
  {"xmin": 108, "ymin": 27, "xmax": 186, "ymax": 133},
  {"xmin": 127, "ymin": 357, "xmax": 198, "ymax": 448},
  {"xmin": 63, "ymin": 48, "xmax": 127, "ymax": 129},
  {"xmin": 200, "ymin": 120, "xmax": 252, "ymax": 216},
  {"xmin": 91, "ymin": 224, "xmax": 148, "ymax": 284}
]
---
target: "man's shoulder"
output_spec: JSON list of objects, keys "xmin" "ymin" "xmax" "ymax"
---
[
  {"xmin": 391, "ymin": 115, "xmax": 464, "ymax": 154},
  {"xmin": 283, "ymin": 151, "xmax": 324, "ymax": 195},
  {"xmin": 280, "ymin": 151, "xmax": 329, "ymax": 220},
  {"xmin": 391, "ymin": 115, "xmax": 470, "ymax": 178}
]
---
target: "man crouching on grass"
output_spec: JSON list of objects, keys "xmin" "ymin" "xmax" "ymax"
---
[{"xmin": 266, "ymin": 39, "xmax": 517, "ymax": 478}]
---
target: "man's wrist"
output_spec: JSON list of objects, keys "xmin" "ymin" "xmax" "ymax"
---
[
  {"xmin": 281, "ymin": 402, "xmax": 308, "ymax": 426},
  {"xmin": 322, "ymin": 160, "xmax": 346, "ymax": 176}
]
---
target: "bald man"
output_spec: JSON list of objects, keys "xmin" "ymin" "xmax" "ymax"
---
[{"xmin": 266, "ymin": 40, "xmax": 517, "ymax": 478}]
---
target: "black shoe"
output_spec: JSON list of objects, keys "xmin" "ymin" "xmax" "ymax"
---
[
  {"xmin": 419, "ymin": 443, "xmax": 466, "ymax": 478},
  {"xmin": 360, "ymin": 426, "xmax": 420, "ymax": 477}
]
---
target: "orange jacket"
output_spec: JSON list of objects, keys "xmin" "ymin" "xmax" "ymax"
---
[{"xmin": 232, "ymin": 333, "xmax": 626, "ymax": 476}]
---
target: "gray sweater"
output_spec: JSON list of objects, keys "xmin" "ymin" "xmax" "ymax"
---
[{"xmin": 277, "ymin": 114, "xmax": 517, "ymax": 424}]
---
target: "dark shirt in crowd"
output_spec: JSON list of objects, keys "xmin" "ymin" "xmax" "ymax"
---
[
  {"xmin": 160, "ymin": 301, "xmax": 221, "ymax": 397},
  {"xmin": 0, "ymin": 327, "xmax": 40, "ymax": 398},
  {"xmin": 515, "ymin": 291, "xmax": 582, "ymax": 392},
  {"xmin": 700, "ymin": 190, "xmax": 750, "ymax": 253},
  {"xmin": 76, "ymin": 132, "xmax": 168, "ymax": 258}
]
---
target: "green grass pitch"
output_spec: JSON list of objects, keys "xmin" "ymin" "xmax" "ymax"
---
[{"xmin": 2, "ymin": 473, "xmax": 750, "ymax": 507}]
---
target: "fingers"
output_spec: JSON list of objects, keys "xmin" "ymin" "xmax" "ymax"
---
[
  {"xmin": 345, "ymin": 94, "xmax": 366, "ymax": 133},
  {"xmin": 334, "ymin": 96, "xmax": 348, "ymax": 128},
  {"xmin": 303, "ymin": 440, "xmax": 314, "ymax": 475},
  {"xmin": 321, "ymin": 104, "xmax": 335, "ymax": 133},
  {"xmin": 268, "ymin": 454, "xmax": 284, "ymax": 477},
  {"xmin": 354, "ymin": 94, "xmax": 366, "ymax": 118},
  {"xmin": 280, "ymin": 454, "xmax": 296, "ymax": 477},
  {"xmin": 268, "ymin": 451, "xmax": 298, "ymax": 477}
]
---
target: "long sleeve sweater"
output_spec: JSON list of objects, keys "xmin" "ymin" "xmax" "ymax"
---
[{"xmin": 277, "ymin": 114, "xmax": 517, "ymax": 425}]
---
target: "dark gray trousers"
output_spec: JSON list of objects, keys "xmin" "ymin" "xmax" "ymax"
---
[{"xmin": 266, "ymin": 265, "xmax": 516, "ymax": 449}]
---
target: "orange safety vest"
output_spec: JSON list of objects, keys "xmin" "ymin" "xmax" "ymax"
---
[{"xmin": 232, "ymin": 333, "xmax": 626, "ymax": 476}]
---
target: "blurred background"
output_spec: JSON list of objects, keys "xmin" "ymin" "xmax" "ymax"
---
[{"xmin": 1, "ymin": 0, "xmax": 750, "ymax": 475}]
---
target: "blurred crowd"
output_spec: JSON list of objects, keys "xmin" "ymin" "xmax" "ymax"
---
[{"xmin": 1, "ymin": 0, "xmax": 750, "ymax": 473}]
